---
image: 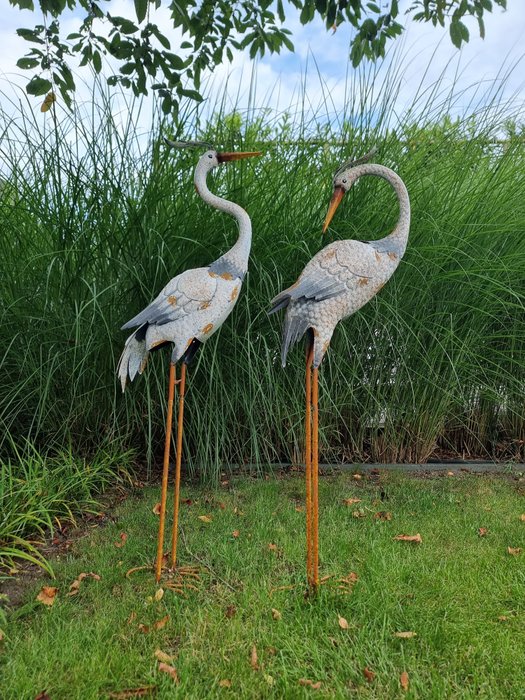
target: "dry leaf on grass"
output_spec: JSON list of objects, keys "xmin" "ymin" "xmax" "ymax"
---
[
  {"xmin": 352, "ymin": 510, "xmax": 366, "ymax": 519},
  {"xmin": 520, "ymin": 514, "xmax": 525, "ymax": 522},
  {"xmin": 271, "ymin": 608, "xmax": 282, "ymax": 620},
  {"xmin": 36, "ymin": 586, "xmax": 58, "ymax": 606},
  {"xmin": 138, "ymin": 623, "xmax": 150, "ymax": 633},
  {"xmin": 352, "ymin": 473, "xmax": 363, "ymax": 480},
  {"xmin": 127, "ymin": 611, "xmax": 137, "ymax": 625},
  {"xmin": 68, "ymin": 572, "xmax": 101, "ymax": 596},
  {"xmin": 250, "ymin": 644, "xmax": 259, "ymax": 670},
  {"xmin": 400, "ymin": 671, "xmax": 409, "ymax": 691},
  {"xmin": 507, "ymin": 547, "xmax": 522, "ymax": 556},
  {"xmin": 153, "ymin": 614, "xmax": 170, "ymax": 630},
  {"xmin": 338, "ymin": 615, "xmax": 349, "ymax": 629},
  {"xmin": 154, "ymin": 649, "xmax": 174, "ymax": 664},
  {"xmin": 498, "ymin": 615, "xmax": 508, "ymax": 622},
  {"xmin": 114, "ymin": 532, "xmax": 128, "ymax": 548},
  {"xmin": 446, "ymin": 471, "xmax": 455, "ymax": 476},
  {"xmin": 478, "ymin": 527, "xmax": 488, "ymax": 537},
  {"xmin": 107, "ymin": 687, "xmax": 156, "ymax": 699},
  {"xmin": 374, "ymin": 511, "xmax": 392, "ymax": 521},
  {"xmin": 295, "ymin": 505, "xmax": 305, "ymax": 512},
  {"xmin": 394, "ymin": 533, "xmax": 422, "ymax": 544},
  {"xmin": 198, "ymin": 515, "xmax": 213, "ymax": 523},
  {"xmin": 154, "ymin": 588, "xmax": 164, "ymax": 602},
  {"xmin": 33, "ymin": 692, "xmax": 51, "ymax": 700},
  {"xmin": 0, "ymin": 628, "xmax": 4, "ymax": 642},
  {"xmin": 158, "ymin": 662, "xmax": 179, "ymax": 683},
  {"xmin": 232, "ymin": 530, "xmax": 240, "ymax": 538},
  {"xmin": 267, "ymin": 543, "xmax": 278, "ymax": 551},
  {"xmin": 264, "ymin": 674, "xmax": 275, "ymax": 686},
  {"xmin": 225, "ymin": 605, "xmax": 237, "ymax": 618},
  {"xmin": 152, "ymin": 503, "xmax": 162, "ymax": 515},
  {"xmin": 394, "ymin": 631, "xmax": 417, "ymax": 639},
  {"xmin": 343, "ymin": 497, "xmax": 361, "ymax": 506},
  {"xmin": 218, "ymin": 679, "xmax": 232, "ymax": 688},
  {"xmin": 298, "ymin": 679, "xmax": 322, "ymax": 689},
  {"xmin": 363, "ymin": 667, "xmax": 375, "ymax": 683}
]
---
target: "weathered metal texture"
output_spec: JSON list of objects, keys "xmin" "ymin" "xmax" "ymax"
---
[
  {"xmin": 117, "ymin": 150, "xmax": 253, "ymax": 391},
  {"xmin": 270, "ymin": 162, "xmax": 411, "ymax": 367}
]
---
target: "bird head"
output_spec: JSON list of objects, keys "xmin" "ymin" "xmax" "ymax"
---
[
  {"xmin": 164, "ymin": 139, "xmax": 261, "ymax": 170},
  {"xmin": 322, "ymin": 147, "xmax": 377, "ymax": 233}
]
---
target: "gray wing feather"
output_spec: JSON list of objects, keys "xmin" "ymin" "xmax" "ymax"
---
[{"xmin": 269, "ymin": 269, "xmax": 345, "ymax": 315}]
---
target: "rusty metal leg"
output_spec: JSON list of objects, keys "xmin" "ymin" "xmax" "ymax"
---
[
  {"xmin": 305, "ymin": 342, "xmax": 314, "ymax": 589},
  {"xmin": 155, "ymin": 362, "xmax": 176, "ymax": 583},
  {"xmin": 312, "ymin": 365, "xmax": 319, "ymax": 591},
  {"xmin": 170, "ymin": 362, "xmax": 187, "ymax": 569}
]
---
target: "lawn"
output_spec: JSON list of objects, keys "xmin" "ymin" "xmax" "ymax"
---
[{"xmin": 1, "ymin": 470, "xmax": 525, "ymax": 699}]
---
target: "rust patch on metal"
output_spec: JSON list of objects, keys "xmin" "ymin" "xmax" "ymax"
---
[
  {"xmin": 322, "ymin": 340, "xmax": 330, "ymax": 353},
  {"xmin": 220, "ymin": 272, "xmax": 234, "ymax": 280},
  {"xmin": 230, "ymin": 286, "xmax": 239, "ymax": 302},
  {"xmin": 200, "ymin": 301, "xmax": 211, "ymax": 310},
  {"xmin": 313, "ymin": 328, "xmax": 319, "ymax": 337},
  {"xmin": 140, "ymin": 356, "xmax": 149, "ymax": 373},
  {"xmin": 376, "ymin": 282, "xmax": 385, "ymax": 293},
  {"xmin": 358, "ymin": 278, "xmax": 369, "ymax": 286},
  {"xmin": 202, "ymin": 323, "xmax": 214, "ymax": 335},
  {"xmin": 388, "ymin": 252, "xmax": 398, "ymax": 261},
  {"xmin": 208, "ymin": 271, "xmax": 219, "ymax": 278},
  {"xmin": 167, "ymin": 295, "xmax": 177, "ymax": 306},
  {"xmin": 375, "ymin": 251, "xmax": 381, "ymax": 262},
  {"xmin": 324, "ymin": 250, "xmax": 336, "ymax": 260}
]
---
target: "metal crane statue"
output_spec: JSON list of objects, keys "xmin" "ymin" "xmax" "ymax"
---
[
  {"xmin": 270, "ymin": 150, "xmax": 410, "ymax": 592},
  {"xmin": 118, "ymin": 140, "xmax": 261, "ymax": 583}
]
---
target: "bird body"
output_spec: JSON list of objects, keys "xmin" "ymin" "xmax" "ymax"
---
[
  {"xmin": 118, "ymin": 149, "xmax": 253, "ymax": 391},
  {"xmin": 270, "ymin": 163, "xmax": 410, "ymax": 368}
]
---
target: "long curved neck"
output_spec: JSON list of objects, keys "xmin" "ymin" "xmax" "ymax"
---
[
  {"xmin": 351, "ymin": 163, "xmax": 410, "ymax": 257},
  {"xmin": 194, "ymin": 160, "xmax": 252, "ymax": 277}
]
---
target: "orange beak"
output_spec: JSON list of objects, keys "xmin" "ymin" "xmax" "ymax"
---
[
  {"xmin": 322, "ymin": 186, "xmax": 345, "ymax": 233},
  {"xmin": 217, "ymin": 151, "xmax": 262, "ymax": 162}
]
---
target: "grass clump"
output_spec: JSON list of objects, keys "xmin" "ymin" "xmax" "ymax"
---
[{"xmin": 1, "ymin": 472, "xmax": 525, "ymax": 698}]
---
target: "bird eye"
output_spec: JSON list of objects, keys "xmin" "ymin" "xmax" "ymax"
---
[
  {"xmin": 342, "ymin": 179, "xmax": 347, "ymax": 184},
  {"xmin": 208, "ymin": 154, "xmax": 213, "ymax": 159}
]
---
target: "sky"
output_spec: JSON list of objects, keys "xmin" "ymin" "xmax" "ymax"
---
[{"xmin": 0, "ymin": 1, "xmax": 524, "ymax": 134}]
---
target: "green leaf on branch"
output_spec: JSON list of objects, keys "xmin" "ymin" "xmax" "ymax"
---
[
  {"xmin": 26, "ymin": 76, "xmax": 52, "ymax": 96},
  {"xmin": 16, "ymin": 57, "xmax": 40, "ymax": 70},
  {"xmin": 134, "ymin": 0, "xmax": 148, "ymax": 24}
]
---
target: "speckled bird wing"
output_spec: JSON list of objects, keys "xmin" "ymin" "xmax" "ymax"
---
[{"xmin": 121, "ymin": 267, "xmax": 218, "ymax": 331}]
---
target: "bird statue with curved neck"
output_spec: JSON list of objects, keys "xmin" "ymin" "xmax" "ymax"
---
[
  {"xmin": 118, "ymin": 140, "xmax": 261, "ymax": 583},
  {"xmin": 270, "ymin": 149, "xmax": 410, "ymax": 592}
]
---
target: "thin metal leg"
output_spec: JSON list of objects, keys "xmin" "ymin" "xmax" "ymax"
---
[
  {"xmin": 155, "ymin": 362, "xmax": 176, "ymax": 583},
  {"xmin": 305, "ymin": 342, "xmax": 314, "ymax": 589},
  {"xmin": 312, "ymin": 365, "xmax": 319, "ymax": 590},
  {"xmin": 170, "ymin": 362, "xmax": 187, "ymax": 569}
]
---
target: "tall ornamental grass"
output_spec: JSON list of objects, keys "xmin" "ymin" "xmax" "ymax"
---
[{"xmin": 0, "ymin": 57, "xmax": 524, "ymax": 482}]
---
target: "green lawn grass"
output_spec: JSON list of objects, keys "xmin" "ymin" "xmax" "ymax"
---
[{"xmin": 2, "ymin": 471, "xmax": 525, "ymax": 699}]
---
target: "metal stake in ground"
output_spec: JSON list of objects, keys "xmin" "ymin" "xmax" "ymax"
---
[
  {"xmin": 270, "ymin": 149, "xmax": 411, "ymax": 593},
  {"xmin": 118, "ymin": 142, "xmax": 262, "ymax": 583}
]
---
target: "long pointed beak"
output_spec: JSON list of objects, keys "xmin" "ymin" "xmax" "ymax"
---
[
  {"xmin": 217, "ymin": 151, "xmax": 262, "ymax": 162},
  {"xmin": 322, "ymin": 186, "xmax": 345, "ymax": 233}
]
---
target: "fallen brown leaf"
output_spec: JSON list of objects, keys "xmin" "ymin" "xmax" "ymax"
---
[
  {"xmin": 127, "ymin": 611, "xmax": 137, "ymax": 625},
  {"xmin": 232, "ymin": 530, "xmax": 240, "ymax": 538},
  {"xmin": 394, "ymin": 533, "xmax": 422, "ymax": 544},
  {"xmin": 138, "ymin": 623, "xmax": 150, "ymax": 633},
  {"xmin": 400, "ymin": 671, "xmax": 409, "ymax": 691},
  {"xmin": 153, "ymin": 614, "xmax": 170, "ymax": 630},
  {"xmin": 338, "ymin": 615, "xmax": 349, "ymax": 630},
  {"xmin": 507, "ymin": 547, "xmax": 522, "ymax": 556},
  {"xmin": 267, "ymin": 543, "xmax": 278, "ymax": 551},
  {"xmin": 352, "ymin": 509, "xmax": 366, "ymax": 519},
  {"xmin": 498, "ymin": 615, "xmax": 508, "ymax": 622},
  {"xmin": 68, "ymin": 571, "xmax": 101, "ymax": 596},
  {"xmin": 154, "ymin": 649, "xmax": 174, "ymax": 664},
  {"xmin": 520, "ymin": 514, "xmax": 525, "ymax": 522},
  {"xmin": 446, "ymin": 471, "xmax": 455, "ymax": 476},
  {"xmin": 295, "ymin": 505, "xmax": 305, "ymax": 512},
  {"xmin": 478, "ymin": 527, "xmax": 488, "ymax": 537},
  {"xmin": 152, "ymin": 503, "xmax": 162, "ymax": 515},
  {"xmin": 107, "ymin": 687, "xmax": 156, "ymax": 699},
  {"xmin": 0, "ymin": 628, "xmax": 4, "ymax": 642},
  {"xmin": 198, "ymin": 515, "xmax": 213, "ymax": 523},
  {"xmin": 218, "ymin": 502, "xmax": 226, "ymax": 510},
  {"xmin": 343, "ymin": 497, "xmax": 361, "ymax": 506},
  {"xmin": 158, "ymin": 662, "xmax": 179, "ymax": 683},
  {"xmin": 34, "ymin": 693, "xmax": 51, "ymax": 700},
  {"xmin": 114, "ymin": 532, "xmax": 128, "ymax": 548},
  {"xmin": 181, "ymin": 498, "xmax": 193, "ymax": 505},
  {"xmin": 250, "ymin": 644, "xmax": 259, "ymax": 670},
  {"xmin": 218, "ymin": 679, "xmax": 232, "ymax": 688},
  {"xmin": 363, "ymin": 667, "xmax": 375, "ymax": 683},
  {"xmin": 36, "ymin": 586, "xmax": 58, "ymax": 606},
  {"xmin": 374, "ymin": 511, "xmax": 392, "ymax": 521},
  {"xmin": 154, "ymin": 588, "xmax": 164, "ymax": 602},
  {"xmin": 352, "ymin": 473, "xmax": 362, "ymax": 480},
  {"xmin": 298, "ymin": 679, "xmax": 322, "ymax": 689},
  {"xmin": 394, "ymin": 631, "xmax": 417, "ymax": 639},
  {"xmin": 234, "ymin": 507, "xmax": 244, "ymax": 516},
  {"xmin": 271, "ymin": 608, "xmax": 282, "ymax": 620}
]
